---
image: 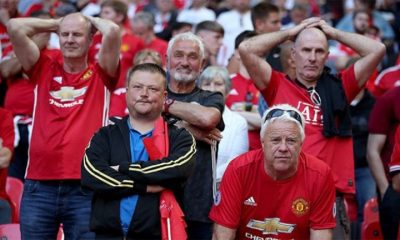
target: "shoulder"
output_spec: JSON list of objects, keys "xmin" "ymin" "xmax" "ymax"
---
[
  {"xmin": 229, "ymin": 149, "xmax": 263, "ymax": 173},
  {"xmin": 300, "ymin": 152, "xmax": 332, "ymax": 177}
]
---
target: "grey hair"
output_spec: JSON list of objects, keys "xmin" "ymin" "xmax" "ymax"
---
[
  {"xmin": 167, "ymin": 32, "xmax": 205, "ymax": 61},
  {"xmin": 197, "ymin": 66, "xmax": 231, "ymax": 94},
  {"xmin": 260, "ymin": 104, "xmax": 305, "ymax": 142},
  {"xmin": 132, "ymin": 11, "xmax": 155, "ymax": 28}
]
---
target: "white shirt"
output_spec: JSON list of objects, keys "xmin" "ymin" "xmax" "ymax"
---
[
  {"xmin": 217, "ymin": 107, "xmax": 249, "ymax": 181},
  {"xmin": 177, "ymin": 7, "xmax": 216, "ymax": 26}
]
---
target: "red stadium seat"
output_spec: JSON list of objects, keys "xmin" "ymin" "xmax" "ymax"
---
[
  {"xmin": 5, "ymin": 177, "xmax": 24, "ymax": 223},
  {"xmin": 361, "ymin": 197, "xmax": 383, "ymax": 240}
]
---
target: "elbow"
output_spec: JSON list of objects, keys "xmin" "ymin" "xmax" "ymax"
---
[
  {"xmin": 107, "ymin": 23, "xmax": 121, "ymax": 40},
  {"xmin": 238, "ymin": 41, "xmax": 249, "ymax": 58},
  {"xmin": 6, "ymin": 19, "xmax": 22, "ymax": 38},
  {"xmin": 377, "ymin": 42, "xmax": 386, "ymax": 58}
]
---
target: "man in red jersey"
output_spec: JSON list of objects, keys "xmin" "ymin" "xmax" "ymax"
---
[
  {"xmin": 7, "ymin": 12, "xmax": 121, "ymax": 239},
  {"xmin": 238, "ymin": 17, "xmax": 385, "ymax": 239},
  {"xmin": 210, "ymin": 104, "xmax": 336, "ymax": 240}
]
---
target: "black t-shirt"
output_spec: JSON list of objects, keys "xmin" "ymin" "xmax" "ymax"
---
[{"xmin": 167, "ymin": 86, "xmax": 225, "ymax": 222}]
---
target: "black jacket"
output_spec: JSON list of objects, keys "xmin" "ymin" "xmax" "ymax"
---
[{"xmin": 81, "ymin": 116, "xmax": 196, "ymax": 238}]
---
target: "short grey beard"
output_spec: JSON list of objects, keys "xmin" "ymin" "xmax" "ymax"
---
[{"xmin": 171, "ymin": 71, "xmax": 199, "ymax": 83}]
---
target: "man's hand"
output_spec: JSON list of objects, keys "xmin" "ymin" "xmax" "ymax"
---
[
  {"xmin": 0, "ymin": 138, "xmax": 12, "ymax": 169},
  {"xmin": 308, "ymin": 19, "xmax": 338, "ymax": 40},
  {"xmin": 146, "ymin": 185, "xmax": 165, "ymax": 193},
  {"xmin": 181, "ymin": 122, "xmax": 222, "ymax": 144},
  {"xmin": 286, "ymin": 17, "xmax": 321, "ymax": 41}
]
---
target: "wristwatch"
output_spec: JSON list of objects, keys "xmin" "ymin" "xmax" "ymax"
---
[{"xmin": 164, "ymin": 98, "xmax": 175, "ymax": 115}]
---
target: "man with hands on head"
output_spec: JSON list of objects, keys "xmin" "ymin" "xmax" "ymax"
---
[
  {"xmin": 238, "ymin": 17, "xmax": 385, "ymax": 239},
  {"xmin": 210, "ymin": 104, "xmax": 336, "ymax": 240},
  {"xmin": 7, "ymin": 12, "xmax": 121, "ymax": 239}
]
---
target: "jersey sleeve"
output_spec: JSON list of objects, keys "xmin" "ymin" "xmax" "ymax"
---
[
  {"xmin": 340, "ymin": 64, "xmax": 361, "ymax": 102},
  {"xmin": 201, "ymin": 91, "xmax": 225, "ymax": 131},
  {"xmin": 94, "ymin": 61, "xmax": 120, "ymax": 92},
  {"xmin": 309, "ymin": 158, "xmax": 336, "ymax": 229},
  {"xmin": 260, "ymin": 70, "xmax": 285, "ymax": 105},
  {"xmin": 209, "ymin": 157, "xmax": 244, "ymax": 229},
  {"xmin": 24, "ymin": 53, "xmax": 53, "ymax": 84}
]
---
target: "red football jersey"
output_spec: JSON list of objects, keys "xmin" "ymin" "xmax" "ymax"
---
[
  {"xmin": 210, "ymin": 149, "xmax": 336, "ymax": 240},
  {"xmin": 0, "ymin": 108, "xmax": 14, "ymax": 200},
  {"xmin": 25, "ymin": 53, "xmax": 118, "ymax": 180},
  {"xmin": 260, "ymin": 66, "xmax": 360, "ymax": 194}
]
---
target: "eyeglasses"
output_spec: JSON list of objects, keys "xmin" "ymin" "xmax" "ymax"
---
[{"xmin": 264, "ymin": 108, "xmax": 303, "ymax": 126}]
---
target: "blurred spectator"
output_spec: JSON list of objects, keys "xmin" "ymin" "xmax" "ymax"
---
[
  {"xmin": 0, "ymin": 0, "xmax": 19, "ymax": 106},
  {"xmin": 226, "ymin": 30, "xmax": 262, "ymax": 151},
  {"xmin": 77, "ymin": 0, "xmax": 101, "ymax": 16},
  {"xmin": 0, "ymin": 107, "xmax": 14, "ymax": 224},
  {"xmin": 177, "ymin": 0, "xmax": 215, "ymax": 26},
  {"xmin": 367, "ymin": 86, "xmax": 400, "ymax": 240},
  {"xmin": 390, "ymin": 127, "xmax": 400, "ymax": 192},
  {"xmin": 197, "ymin": 66, "xmax": 248, "ymax": 184},
  {"xmin": 281, "ymin": 3, "xmax": 309, "ymax": 29},
  {"xmin": 372, "ymin": 63, "xmax": 400, "ymax": 97},
  {"xmin": 143, "ymin": 0, "xmax": 178, "ymax": 39},
  {"xmin": 126, "ymin": 0, "xmax": 147, "ymax": 20},
  {"xmin": 217, "ymin": 0, "xmax": 253, "ymax": 66},
  {"xmin": 132, "ymin": 11, "xmax": 168, "ymax": 64},
  {"xmin": 194, "ymin": 20, "xmax": 224, "ymax": 67},
  {"xmin": 54, "ymin": 2, "xmax": 77, "ymax": 18}
]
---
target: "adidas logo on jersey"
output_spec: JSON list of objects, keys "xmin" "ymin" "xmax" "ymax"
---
[{"xmin": 244, "ymin": 196, "xmax": 257, "ymax": 206}]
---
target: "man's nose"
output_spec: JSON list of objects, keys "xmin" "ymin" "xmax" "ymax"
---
[{"xmin": 278, "ymin": 141, "xmax": 289, "ymax": 151}]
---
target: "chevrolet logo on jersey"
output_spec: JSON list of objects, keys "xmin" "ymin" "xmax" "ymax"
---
[
  {"xmin": 50, "ymin": 86, "xmax": 87, "ymax": 102},
  {"xmin": 247, "ymin": 218, "xmax": 295, "ymax": 235}
]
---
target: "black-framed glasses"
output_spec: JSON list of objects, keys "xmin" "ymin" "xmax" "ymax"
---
[{"xmin": 264, "ymin": 108, "xmax": 303, "ymax": 126}]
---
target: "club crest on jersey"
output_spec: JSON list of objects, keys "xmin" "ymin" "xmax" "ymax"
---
[
  {"xmin": 247, "ymin": 218, "xmax": 295, "ymax": 235},
  {"xmin": 291, "ymin": 198, "xmax": 309, "ymax": 216},
  {"xmin": 50, "ymin": 86, "xmax": 87, "ymax": 102},
  {"xmin": 214, "ymin": 191, "xmax": 221, "ymax": 206},
  {"xmin": 81, "ymin": 70, "xmax": 93, "ymax": 81}
]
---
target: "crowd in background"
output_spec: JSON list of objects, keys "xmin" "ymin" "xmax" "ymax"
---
[{"xmin": 0, "ymin": 0, "xmax": 399, "ymax": 239}]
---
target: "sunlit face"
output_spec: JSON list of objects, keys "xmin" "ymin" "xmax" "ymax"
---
[
  {"xmin": 198, "ymin": 30, "xmax": 223, "ymax": 56},
  {"xmin": 59, "ymin": 14, "xmax": 92, "ymax": 59},
  {"xmin": 257, "ymin": 12, "xmax": 281, "ymax": 34},
  {"xmin": 292, "ymin": 28, "xmax": 329, "ymax": 84},
  {"xmin": 126, "ymin": 70, "xmax": 166, "ymax": 119},
  {"xmin": 262, "ymin": 120, "xmax": 302, "ymax": 177},
  {"xmin": 167, "ymin": 40, "xmax": 204, "ymax": 83},
  {"xmin": 100, "ymin": 6, "xmax": 122, "ymax": 24},
  {"xmin": 200, "ymin": 76, "xmax": 226, "ymax": 97}
]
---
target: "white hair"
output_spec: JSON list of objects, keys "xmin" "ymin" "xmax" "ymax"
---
[
  {"xmin": 167, "ymin": 32, "xmax": 205, "ymax": 61},
  {"xmin": 260, "ymin": 104, "xmax": 305, "ymax": 142}
]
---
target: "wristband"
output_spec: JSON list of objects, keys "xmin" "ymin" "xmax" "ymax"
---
[{"xmin": 164, "ymin": 98, "xmax": 175, "ymax": 115}]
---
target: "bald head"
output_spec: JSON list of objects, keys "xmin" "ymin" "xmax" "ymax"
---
[
  {"xmin": 295, "ymin": 27, "xmax": 328, "ymax": 50},
  {"xmin": 60, "ymin": 13, "xmax": 92, "ymax": 35}
]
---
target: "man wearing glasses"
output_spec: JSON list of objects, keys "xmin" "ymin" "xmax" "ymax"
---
[{"xmin": 210, "ymin": 104, "xmax": 336, "ymax": 240}]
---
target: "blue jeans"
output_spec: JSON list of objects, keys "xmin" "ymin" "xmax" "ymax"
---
[
  {"xmin": 355, "ymin": 167, "xmax": 376, "ymax": 222},
  {"xmin": 20, "ymin": 180, "xmax": 95, "ymax": 240},
  {"xmin": 0, "ymin": 198, "xmax": 12, "ymax": 224}
]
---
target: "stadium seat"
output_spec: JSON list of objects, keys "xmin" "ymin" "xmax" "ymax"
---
[
  {"xmin": 5, "ymin": 177, "xmax": 24, "ymax": 223},
  {"xmin": 361, "ymin": 197, "xmax": 383, "ymax": 240}
]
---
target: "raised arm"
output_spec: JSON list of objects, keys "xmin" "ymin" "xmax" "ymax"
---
[
  {"xmin": 315, "ymin": 19, "xmax": 386, "ymax": 88},
  {"xmin": 87, "ymin": 16, "xmax": 121, "ymax": 78},
  {"xmin": 7, "ymin": 17, "xmax": 60, "ymax": 71}
]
